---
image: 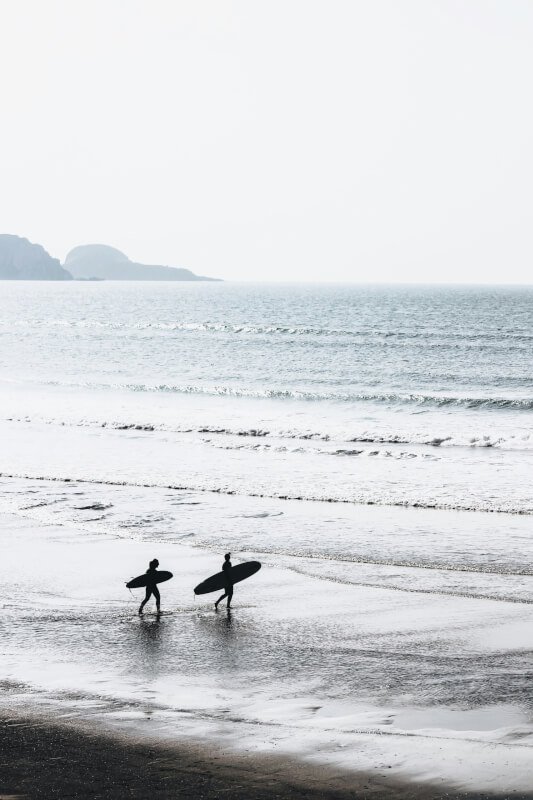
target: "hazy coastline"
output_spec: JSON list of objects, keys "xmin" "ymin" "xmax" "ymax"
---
[{"xmin": 0, "ymin": 235, "xmax": 220, "ymax": 281}]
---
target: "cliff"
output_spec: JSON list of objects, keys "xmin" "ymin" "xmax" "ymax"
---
[
  {"xmin": 64, "ymin": 244, "xmax": 219, "ymax": 281},
  {"xmin": 0, "ymin": 235, "xmax": 72, "ymax": 280}
]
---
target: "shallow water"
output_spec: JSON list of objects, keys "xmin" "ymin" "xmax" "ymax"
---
[{"xmin": 1, "ymin": 483, "xmax": 533, "ymax": 792}]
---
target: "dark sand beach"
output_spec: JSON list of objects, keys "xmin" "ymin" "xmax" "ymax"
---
[
  {"xmin": 3, "ymin": 714, "xmax": 533, "ymax": 800},
  {"xmin": 0, "ymin": 714, "xmax": 414, "ymax": 800}
]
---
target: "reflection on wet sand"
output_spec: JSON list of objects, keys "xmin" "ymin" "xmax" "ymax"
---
[{"xmin": 134, "ymin": 615, "xmax": 163, "ymax": 675}]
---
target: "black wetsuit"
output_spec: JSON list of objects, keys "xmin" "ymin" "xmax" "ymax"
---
[
  {"xmin": 139, "ymin": 568, "xmax": 161, "ymax": 613},
  {"xmin": 215, "ymin": 560, "xmax": 233, "ymax": 608}
]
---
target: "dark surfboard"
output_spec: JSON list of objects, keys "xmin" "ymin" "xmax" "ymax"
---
[
  {"xmin": 194, "ymin": 561, "xmax": 261, "ymax": 595},
  {"xmin": 126, "ymin": 570, "xmax": 173, "ymax": 589}
]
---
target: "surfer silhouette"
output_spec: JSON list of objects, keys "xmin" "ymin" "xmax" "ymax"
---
[
  {"xmin": 138, "ymin": 559, "xmax": 161, "ymax": 615},
  {"xmin": 214, "ymin": 553, "xmax": 233, "ymax": 610}
]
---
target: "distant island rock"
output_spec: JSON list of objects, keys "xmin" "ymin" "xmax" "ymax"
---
[
  {"xmin": 0, "ymin": 235, "xmax": 72, "ymax": 280},
  {"xmin": 64, "ymin": 244, "xmax": 219, "ymax": 281},
  {"xmin": 0, "ymin": 236, "xmax": 220, "ymax": 282}
]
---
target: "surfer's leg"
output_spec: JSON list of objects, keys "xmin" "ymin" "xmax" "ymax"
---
[
  {"xmin": 139, "ymin": 589, "xmax": 152, "ymax": 614},
  {"xmin": 154, "ymin": 586, "xmax": 161, "ymax": 613},
  {"xmin": 226, "ymin": 586, "xmax": 233, "ymax": 608},
  {"xmin": 215, "ymin": 591, "xmax": 227, "ymax": 609}
]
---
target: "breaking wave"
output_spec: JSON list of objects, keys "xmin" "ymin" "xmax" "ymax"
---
[
  {"xmin": 125, "ymin": 386, "xmax": 533, "ymax": 410},
  {"xmin": 4, "ymin": 414, "xmax": 530, "ymax": 450},
  {"xmin": 1, "ymin": 471, "xmax": 532, "ymax": 516},
  {"xmin": 35, "ymin": 379, "xmax": 533, "ymax": 411},
  {"xmin": 4, "ymin": 317, "xmax": 533, "ymax": 343}
]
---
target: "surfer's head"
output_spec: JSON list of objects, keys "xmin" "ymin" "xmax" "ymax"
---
[
  {"xmin": 224, "ymin": 552, "xmax": 231, "ymax": 561},
  {"xmin": 149, "ymin": 558, "xmax": 159, "ymax": 569}
]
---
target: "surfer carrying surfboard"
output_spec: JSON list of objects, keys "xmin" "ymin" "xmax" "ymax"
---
[
  {"xmin": 138, "ymin": 558, "xmax": 162, "ymax": 615},
  {"xmin": 214, "ymin": 553, "xmax": 233, "ymax": 610}
]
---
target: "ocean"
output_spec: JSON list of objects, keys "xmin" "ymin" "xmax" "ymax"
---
[
  {"xmin": 1, "ymin": 281, "xmax": 532, "ymax": 792},
  {"xmin": 2, "ymin": 281, "xmax": 533, "ymax": 511}
]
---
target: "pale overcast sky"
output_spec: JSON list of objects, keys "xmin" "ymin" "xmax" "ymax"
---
[{"xmin": 1, "ymin": 0, "xmax": 532, "ymax": 282}]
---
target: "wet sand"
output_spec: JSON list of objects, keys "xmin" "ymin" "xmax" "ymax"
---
[
  {"xmin": 1, "ymin": 489, "xmax": 533, "ymax": 797},
  {"xmin": 3, "ymin": 714, "xmax": 533, "ymax": 800}
]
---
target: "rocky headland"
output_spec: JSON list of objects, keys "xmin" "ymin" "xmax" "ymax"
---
[
  {"xmin": 0, "ymin": 235, "xmax": 72, "ymax": 280},
  {"xmin": 63, "ymin": 244, "xmax": 219, "ymax": 281},
  {"xmin": 0, "ymin": 236, "xmax": 219, "ymax": 281}
]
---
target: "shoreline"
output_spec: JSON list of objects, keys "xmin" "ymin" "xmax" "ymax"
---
[
  {"xmin": 3, "ymin": 467, "xmax": 533, "ymax": 517},
  {"xmin": 1, "ymin": 490, "xmax": 533, "ymax": 797},
  {"xmin": 3, "ymin": 713, "xmax": 531, "ymax": 800}
]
